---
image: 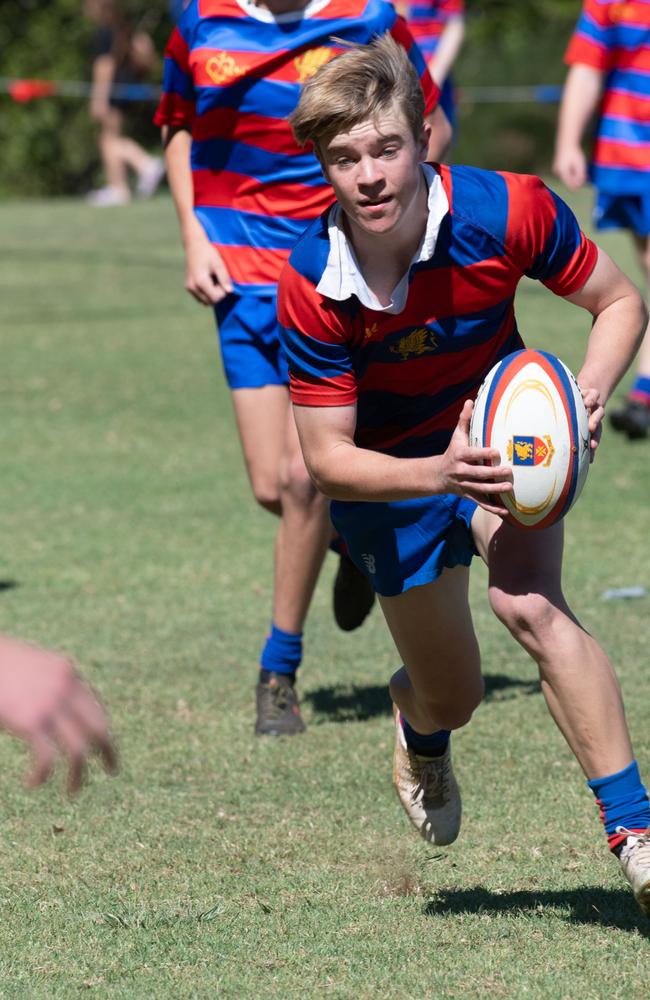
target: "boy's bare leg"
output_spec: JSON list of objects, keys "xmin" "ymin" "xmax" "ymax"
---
[
  {"xmin": 379, "ymin": 566, "xmax": 482, "ymax": 843},
  {"xmin": 379, "ymin": 566, "xmax": 483, "ymax": 734},
  {"xmin": 471, "ymin": 510, "xmax": 634, "ymax": 779}
]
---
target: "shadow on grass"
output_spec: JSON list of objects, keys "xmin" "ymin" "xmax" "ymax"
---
[
  {"xmin": 305, "ymin": 683, "xmax": 391, "ymax": 723},
  {"xmin": 483, "ymin": 673, "xmax": 540, "ymax": 702},
  {"xmin": 423, "ymin": 886, "xmax": 649, "ymax": 934},
  {"xmin": 0, "ymin": 580, "xmax": 18, "ymax": 592},
  {"xmin": 305, "ymin": 673, "xmax": 540, "ymax": 724}
]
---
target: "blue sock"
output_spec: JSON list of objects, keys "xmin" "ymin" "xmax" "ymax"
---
[
  {"xmin": 400, "ymin": 714, "xmax": 450, "ymax": 758},
  {"xmin": 587, "ymin": 760, "xmax": 650, "ymax": 852},
  {"xmin": 260, "ymin": 624, "xmax": 303, "ymax": 679}
]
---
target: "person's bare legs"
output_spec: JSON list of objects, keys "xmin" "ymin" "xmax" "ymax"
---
[
  {"xmin": 472, "ymin": 509, "xmax": 633, "ymax": 779},
  {"xmin": 380, "ymin": 566, "xmax": 483, "ymax": 734},
  {"xmin": 379, "ymin": 567, "xmax": 482, "ymax": 843},
  {"xmin": 232, "ymin": 386, "xmax": 335, "ymax": 630},
  {"xmin": 99, "ymin": 108, "xmax": 161, "ymax": 197},
  {"xmin": 273, "ymin": 406, "xmax": 332, "ymax": 632},
  {"xmin": 231, "ymin": 385, "xmax": 287, "ymax": 516}
]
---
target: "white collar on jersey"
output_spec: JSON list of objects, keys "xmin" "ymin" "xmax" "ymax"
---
[
  {"xmin": 316, "ymin": 163, "xmax": 449, "ymax": 315},
  {"xmin": 234, "ymin": 0, "xmax": 332, "ymax": 23}
]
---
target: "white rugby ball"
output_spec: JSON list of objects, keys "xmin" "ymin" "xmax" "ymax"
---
[{"xmin": 469, "ymin": 349, "xmax": 590, "ymax": 529}]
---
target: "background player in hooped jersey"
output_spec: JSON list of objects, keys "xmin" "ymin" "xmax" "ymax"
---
[
  {"xmin": 154, "ymin": 0, "xmax": 451, "ymax": 737},
  {"xmin": 554, "ymin": 0, "xmax": 650, "ymax": 439},
  {"xmin": 278, "ymin": 35, "xmax": 650, "ymax": 914},
  {"xmin": 397, "ymin": 0, "xmax": 465, "ymax": 134}
]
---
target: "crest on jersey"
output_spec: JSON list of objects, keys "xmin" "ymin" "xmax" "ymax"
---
[
  {"xmin": 364, "ymin": 322, "xmax": 378, "ymax": 341},
  {"xmin": 507, "ymin": 435, "xmax": 555, "ymax": 467},
  {"xmin": 205, "ymin": 52, "xmax": 246, "ymax": 85},
  {"xmin": 389, "ymin": 328, "xmax": 438, "ymax": 361},
  {"xmin": 294, "ymin": 47, "xmax": 334, "ymax": 83},
  {"xmin": 609, "ymin": 3, "xmax": 637, "ymax": 23}
]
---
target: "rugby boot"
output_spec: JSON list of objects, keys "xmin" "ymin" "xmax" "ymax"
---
[
  {"xmin": 333, "ymin": 553, "xmax": 375, "ymax": 631},
  {"xmin": 392, "ymin": 709, "xmax": 461, "ymax": 846},
  {"xmin": 617, "ymin": 826, "xmax": 650, "ymax": 917},
  {"xmin": 255, "ymin": 671, "xmax": 306, "ymax": 736},
  {"xmin": 609, "ymin": 398, "xmax": 650, "ymax": 439}
]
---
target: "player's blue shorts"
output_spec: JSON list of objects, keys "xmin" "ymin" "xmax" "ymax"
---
[
  {"xmin": 594, "ymin": 192, "xmax": 650, "ymax": 237},
  {"xmin": 214, "ymin": 293, "xmax": 289, "ymax": 390},
  {"xmin": 330, "ymin": 494, "xmax": 478, "ymax": 597}
]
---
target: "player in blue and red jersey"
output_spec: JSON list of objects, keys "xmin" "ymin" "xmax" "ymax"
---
[
  {"xmin": 398, "ymin": 0, "xmax": 465, "ymax": 133},
  {"xmin": 279, "ymin": 34, "xmax": 650, "ymax": 914},
  {"xmin": 154, "ymin": 0, "xmax": 450, "ymax": 737},
  {"xmin": 554, "ymin": 0, "xmax": 650, "ymax": 438}
]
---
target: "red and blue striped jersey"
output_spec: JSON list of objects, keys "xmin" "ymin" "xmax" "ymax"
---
[
  {"xmin": 565, "ymin": 0, "xmax": 650, "ymax": 194},
  {"xmin": 154, "ymin": 0, "xmax": 440, "ymax": 296},
  {"xmin": 403, "ymin": 0, "xmax": 464, "ymax": 59},
  {"xmin": 278, "ymin": 165, "xmax": 597, "ymax": 458}
]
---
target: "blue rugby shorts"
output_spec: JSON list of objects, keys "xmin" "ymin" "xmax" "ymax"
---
[
  {"xmin": 214, "ymin": 293, "xmax": 289, "ymax": 390},
  {"xmin": 330, "ymin": 494, "xmax": 478, "ymax": 597},
  {"xmin": 594, "ymin": 191, "xmax": 650, "ymax": 238}
]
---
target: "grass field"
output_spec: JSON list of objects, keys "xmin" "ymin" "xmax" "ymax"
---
[{"xmin": 1, "ymin": 188, "xmax": 649, "ymax": 998}]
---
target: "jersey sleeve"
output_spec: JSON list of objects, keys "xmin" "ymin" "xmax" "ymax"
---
[
  {"xmin": 390, "ymin": 15, "xmax": 440, "ymax": 115},
  {"xmin": 153, "ymin": 8, "xmax": 196, "ymax": 129},
  {"xmin": 278, "ymin": 262, "xmax": 358, "ymax": 407},
  {"xmin": 564, "ymin": 0, "xmax": 612, "ymax": 71},
  {"xmin": 503, "ymin": 173, "xmax": 598, "ymax": 296}
]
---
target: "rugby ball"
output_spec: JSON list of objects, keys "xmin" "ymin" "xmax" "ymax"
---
[{"xmin": 469, "ymin": 349, "xmax": 590, "ymax": 529}]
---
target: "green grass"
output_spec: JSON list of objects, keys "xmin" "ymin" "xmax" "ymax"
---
[{"xmin": 0, "ymin": 188, "xmax": 649, "ymax": 998}]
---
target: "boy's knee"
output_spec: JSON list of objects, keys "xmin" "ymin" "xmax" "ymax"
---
[
  {"xmin": 490, "ymin": 588, "xmax": 557, "ymax": 646},
  {"xmin": 280, "ymin": 453, "xmax": 323, "ymax": 509},
  {"xmin": 249, "ymin": 472, "xmax": 281, "ymax": 515}
]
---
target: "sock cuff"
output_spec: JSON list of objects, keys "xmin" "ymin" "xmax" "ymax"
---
[
  {"xmin": 260, "ymin": 623, "xmax": 303, "ymax": 674},
  {"xmin": 587, "ymin": 760, "xmax": 640, "ymax": 793}
]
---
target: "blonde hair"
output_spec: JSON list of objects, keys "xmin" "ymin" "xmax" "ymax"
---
[{"xmin": 290, "ymin": 34, "xmax": 425, "ymax": 151}]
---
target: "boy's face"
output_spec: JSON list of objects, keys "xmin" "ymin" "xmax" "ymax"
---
[{"xmin": 319, "ymin": 103, "xmax": 429, "ymax": 240}]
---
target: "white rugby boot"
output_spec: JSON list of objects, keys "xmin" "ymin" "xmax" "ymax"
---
[
  {"xmin": 392, "ymin": 709, "xmax": 461, "ymax": 846},
  {"xmin": 617, "ymin": 826, "xmax": 650, "ymax": 917}
]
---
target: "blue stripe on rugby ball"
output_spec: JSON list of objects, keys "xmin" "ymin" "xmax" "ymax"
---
[{"xmin": 536, "ymin": 350, "xmax": 581, "ymax": 521}]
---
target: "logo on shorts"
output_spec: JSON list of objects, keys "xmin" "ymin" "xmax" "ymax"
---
[
  {"xmin": 507, "ymin": 435, "xmax": 554, "ymax": 467},
  {"xmin": 389, "ymin": 328, "xmax": 437, "ymax": 361},
  {"xmin": 205, "ymin": 52, "xmax": 246, "ymax": 85},
  {"xmin": 362, "ymin": 553, "xmax": 376, "ymax": 574},
  {"xmin": 294, "ymin": 47, "xmax": 334, "ymax": 83}
]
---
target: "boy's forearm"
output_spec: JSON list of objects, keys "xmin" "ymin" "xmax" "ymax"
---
[
  {"xmin": 555, "ymin": 64, "xmax": 603, "ymax": 152},
  {"xmin": 579, "ymin": 295, "xmax": 648, "ymax": 404},
  {"xmin": 428, "ymin": 17, "xmax": 465, "ymax": 86},
  {"xmin": 306, "ymin": 439, "xmax": 446, "ymax": 502},
  {"xmin": 162, "ymin": 126, "xmax": 205, "ymax": 246}
]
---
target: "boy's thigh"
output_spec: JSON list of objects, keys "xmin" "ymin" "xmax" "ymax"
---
[
  {"xmin": 231, "ymin": 385, "xmax": 290, "ymax": 494},
  {"xmin": 379, "ymin": 566, "xmax": 481, "ymax": 687},
  {"xmin": 471, "ymin": 506, "xmax": 564, "ymax": 597}
]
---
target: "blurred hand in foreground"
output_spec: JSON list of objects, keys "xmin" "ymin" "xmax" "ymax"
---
[{"xmin": 0, "ymin": 636, "xmax": 117, "ymax": 795}]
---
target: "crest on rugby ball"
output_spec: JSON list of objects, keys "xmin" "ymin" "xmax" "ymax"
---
[{"xmin": 507, "ymin": 435, "xmax": 555, "ymax": 467}]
